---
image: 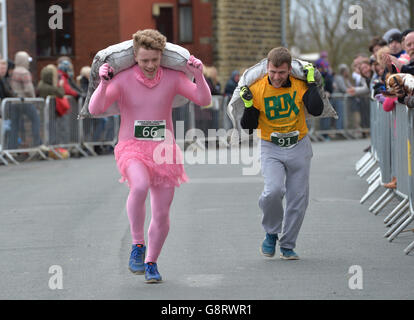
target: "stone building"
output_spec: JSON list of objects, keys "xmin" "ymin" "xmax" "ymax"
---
[{"xmin": 212, "ymin": 0, "xmax": 288, "ymax": 86}]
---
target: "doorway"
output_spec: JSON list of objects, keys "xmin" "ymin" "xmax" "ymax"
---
[{"xmin": 156, "ymin": 7, "xmax": 173, "ymax": 42}]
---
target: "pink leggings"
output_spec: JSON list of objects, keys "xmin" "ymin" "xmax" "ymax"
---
[{"xmin": 126, "ymin": 160, "xmax": 175, "ymax": 263}]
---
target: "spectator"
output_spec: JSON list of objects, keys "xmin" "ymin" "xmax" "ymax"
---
[
  {"xmin": 332, "ymin": 64, "xmax": 352, "ymax": 130},
  {"xmin": 223, "ymin": 70, "xmax": 240, "ymax": 129},
  {"xmin": 383, "ymin": 28, "xmax": 402, "ymax": 44},
  {"xmin": 57, "ymin": 59, "xmax": 83, "ymax": 99},
  {"xmin": 9, "ymin": 51, "xmax": 42, "ymax": 148},
  {"xmin": 369, "ymin": 36, "xmax": 387, "ymax": 55},
  {"xmin": 196, "ymin": 66, "xmax": 220, "ymax": 132},
  {"xmin": 36, "ymin": 64, "xmax": 65, "ymax": 99},
  {"xmin": 401, "ymin": 28, "xmax": 414, "ymax": 44},
  {"xmin": 370, "ymin": 58, "xmax": 386, "ymax": 101},
  {"xmin": 316, "ymin": 52, "xmax": 334, "ymax": 138},
  {"xmin": 349, "ymin": 59, "xmax": 373, "ymax": 96},
  {"xmin": 387, "ymin": 31, "xmax": 410, "ymax": 63},
  {"xmin": 390, "ymin": 32, "xmax": 414, "ymax": 108},
  {"xmin": 77, "ymin": 66, "xmax": 91, "ymax": 95},
  {"xmin": 224, "ymin": 70, "xmax": 240, "ymax": 97},
  {"xmin": 204, "ymin": 66, "xmax": 221, "ymax": 95},
  {"xmin": 386, "ymin": 31, "xmax": 414, "ymax": 74},
  {"xmin": 11, "ymin": 52, "xmax": 35, "ymax": 98},
  {"xmin": 347, "ymin": 58, "xmax": 372, "ymax": 134},
  {"xmin": 315, "ymin": 51, "xmax": 332, "ymax": 74},
  {"xmin": 36, "ymin": 64, "xmax": 70, "ymax": 159},
  {"xmin": 0, "ymin": 59, "xmax": 15, "ymax": 100},
  {"xmin": 206, "ymin": 66, "xmax": 221, "ymax": 129}
]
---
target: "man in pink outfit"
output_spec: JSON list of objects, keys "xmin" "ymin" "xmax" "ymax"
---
[{"xmin": 89, "ymin": 29, "xmax": 211, "ymax": 283}]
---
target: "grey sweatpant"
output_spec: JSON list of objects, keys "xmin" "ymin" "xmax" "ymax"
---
[{"xmin": 258, "ymin": 135, "xmax": 313, "ymax": 250}]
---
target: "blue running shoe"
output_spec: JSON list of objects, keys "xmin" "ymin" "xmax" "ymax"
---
[
  {"xmin": 260, "ymin": 233, "xmax": 278, "ymax": 257},
  {"xmin": 280, "ymin": 247, "xmax": 300, "ymax": 260},
  {"xmin": 129, "ymin": 244, "xmax": 146, "ymax": 274},
  {"xmin": 145, "ymin": 262, "xmax": 162, "ymax": 283}
]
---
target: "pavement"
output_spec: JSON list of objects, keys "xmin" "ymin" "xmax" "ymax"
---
[{"xmin": 0, "ymin": 138, "xmax": 413, "ymax": 300}]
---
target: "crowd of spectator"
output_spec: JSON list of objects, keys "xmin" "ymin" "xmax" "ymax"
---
[
  {"xmin": 0, "ymin": 52, "xmax": 91, "ymax": 158},
  {"xmin": 312, "ymin": 29, "xmax": 414, "ymax": 146}
]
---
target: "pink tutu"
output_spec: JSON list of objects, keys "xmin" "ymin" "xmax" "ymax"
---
[{"xmin": 114, "ymin": 139, "xmax": 188, "ymax": 188}]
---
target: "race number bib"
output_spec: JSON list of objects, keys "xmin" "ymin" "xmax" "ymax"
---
[
  {"xmin": 270, "ymin": 131, "xmax": 299, "ymax": 148},
  {"xmin": 134, "ymin": 120, "xmax": 166, "ymax": 141}
]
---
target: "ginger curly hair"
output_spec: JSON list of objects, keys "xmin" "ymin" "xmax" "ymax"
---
[{"xmin": 132, "ymin": 29, "xmax": 167, "ymax": 53}]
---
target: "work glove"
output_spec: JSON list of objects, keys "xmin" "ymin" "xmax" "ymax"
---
[
  {"xmin": 240, "ymin": 85, "xmax": 253, "ymax": 108},
  {"xmin": 303, "ymin": 64, "xmax": 316, "ymax": 83}
]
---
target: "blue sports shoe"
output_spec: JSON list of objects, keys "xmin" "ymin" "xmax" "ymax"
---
[
  {"xmin": 129, "ymin": 244, "xmax": 146, "ymax": 274},
  {"xmin": 145, "ymin": 262, "xmax": 162, "ymax": 283},
  {"xmin": 280, "ymin": 247, "xmax": 300, "ymax": 260},
  {"xmin": 260, "ymin": 233, "xmax": 278, "ymax": 257}
]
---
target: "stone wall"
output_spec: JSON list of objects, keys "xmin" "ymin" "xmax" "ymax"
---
[{"xmin": 212, "ymin": 0, "xmax": 289, "ymax": 88}]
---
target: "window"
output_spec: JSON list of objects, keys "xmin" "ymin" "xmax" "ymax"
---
[
  {"xmin": 178, "ymin": 0, "xmax": 193, "ymax": 43},
  {"xmin": 0, "ymin": 0, "xmax": 8, "ymax": 59},
  {"xmin": 35, "ymin": 0, "xmax": 74, "ymax": 57}
]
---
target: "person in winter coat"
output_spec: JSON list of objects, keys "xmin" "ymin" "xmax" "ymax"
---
[
  {"xmin": 37, "ymin": 64, "xmax": 65, "ymax": 99},
  {"xmin": 332, "ymin": 64, "xmax": 352, "ymax": 130},
  {"xmin": 224, "ymin": 70, "xmax": 240, "ymax": 97},
  {"xmin": 0, "ymin": 59, "xmax": 15, "ymax": 100},
  {"xmin": 78, "ymin": 66, "xmax": 91, "ymax": 95},
  {"xmin": 223, "ymin": 70, "xmax": 240, "ymax": 129},
  {"xmin": 57, "ymin": 59, "xmax": 83, "ymax": 99},
  {"xmin": 36, "ymin": 64, "xmax": 70, "ymax": 159},
  {"xmin": 9, "ymin": 51, "xmax": 42, "ymax": 148}
]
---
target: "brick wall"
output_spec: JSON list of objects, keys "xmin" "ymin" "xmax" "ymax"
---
[
  {"xmin": 36, "ymin": 0, "xmax": 120, "ymax": 83},
  {"xmin": 181, "ymin": 0, "xmax": 213, "ymax": 66},
  {"xmin": 119, "ymin": 0, "xmax": 213, "ymax": 67},
  {"xmin": 7, "ymin": 0, "xmax": 37, "ymax": 76},
  {"xmin": 212, "ymin": 0, "xmax": 285, "ymax": 87},
  {"xmin": 72, "ymin": 0, "xmax": 120, "ymax": 75}
]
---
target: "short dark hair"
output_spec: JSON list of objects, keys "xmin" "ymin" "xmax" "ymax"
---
[
  {"xmin": 267, "ymin": 47, "xmax": 292, "ymax": 68},
  {"xmin": 369, "ymin": 36, "xmax": 387, "ymax": 53}
]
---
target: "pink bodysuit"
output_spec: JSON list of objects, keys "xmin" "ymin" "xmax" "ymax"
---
[{"xmin": 89, "ymin": 63, "xmax": 211, "ymax": 262}]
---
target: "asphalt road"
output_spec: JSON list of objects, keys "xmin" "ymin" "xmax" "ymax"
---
[{"xmin": 0, "ymin": 138, "xmax": 413, "ymax": 300}]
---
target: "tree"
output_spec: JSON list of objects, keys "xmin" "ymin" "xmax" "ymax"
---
[{"xmin": 290, "ymin": 0, "xmax": 410, "ymax": 72}]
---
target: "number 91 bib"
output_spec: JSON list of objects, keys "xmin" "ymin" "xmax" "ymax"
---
[
  {"xmin": 270, "ymin": 131, "xmax": 299, "ymax": 148},
  {"xmin": 134, "ymin": 120, "xmax": 166, "ymax": 141}
]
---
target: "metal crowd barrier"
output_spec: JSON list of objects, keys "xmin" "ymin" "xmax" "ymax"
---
[
  {"xmin": 80, "ymin": 96, "xmax": 119, "ymax": 156},
  {"xmin": 307, "ymin": 93, "xmax": 370, "ymax": 142},
  {"xmin": 0, "ymin": 94, "xmax": 235, "ymax": 165},
  {"xmin": 177, "ymin": 95, "xmax": 232, "ymax": 150},
  {"xmin": 356, "ymin": 99, "xmax": 414, "ymax": 255},
  {"xmin": 45, "ymin": 96, "xmax": 88, "ymax": 158},
  {"xmin": 0, "ymin": 98, "xmax": 48, "ymax": 164}
]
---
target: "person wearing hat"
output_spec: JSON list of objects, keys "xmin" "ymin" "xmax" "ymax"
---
[
  {"xmin": 385, "ymin": 31, "xmax": 414, "ymax": 75},
  {"xmin": 388, "ymin": 32, "xmax": 409, "ymax": 62},
  {"xmin": 57, "ymin": 59, "xmax": 83, "ymax": 99},
  {"xmin": 8, "ymin": 51, "xmax": 42, "ymax": 148}
]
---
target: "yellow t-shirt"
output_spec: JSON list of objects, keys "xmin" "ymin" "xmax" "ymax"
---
[{"xmin": 250, "ymin": 75, "xmax": 309, "ymax": 142}]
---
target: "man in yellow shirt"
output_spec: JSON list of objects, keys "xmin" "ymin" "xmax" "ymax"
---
[{"xmin": 240, "ymin": 47, "xmax": 323, "ymax": 260}]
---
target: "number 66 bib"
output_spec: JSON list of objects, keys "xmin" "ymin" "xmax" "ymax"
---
[
  {"xmin": 270, "ymin": 130, "xmax": 299, "ymax": 148},
  {"xmin": 134, "ymin": 120, "xmax": 166, "ymax": 141}
]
